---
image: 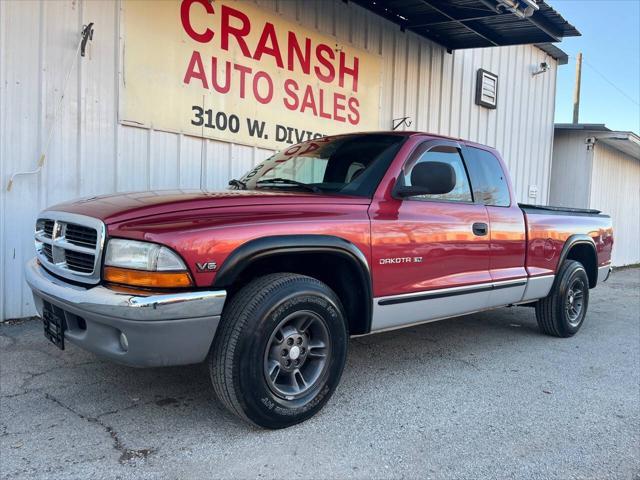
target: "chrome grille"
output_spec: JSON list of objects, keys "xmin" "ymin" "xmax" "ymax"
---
[
  {"xmin": 42, "ymin": 220, "xmax": 55, "ymax": 238},
  {"xmin": 65, "ymin": 224, "xmax": 98, "ymax": 249},
  {"xmin": 64, "ymin": 250, "xmax": 95, "ymax": 273},
  {"xmin": 42, "ymin": 244, "xmax": 54, "ymax": 262},
  {"xmin": 35, "ymin": 212, "xmax": 105, "ymax": 284}
]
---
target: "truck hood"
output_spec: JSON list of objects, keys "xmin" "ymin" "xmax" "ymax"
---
[{"xmin": 45, "ymin": 189, "xmax": 371, "ymax": 225}]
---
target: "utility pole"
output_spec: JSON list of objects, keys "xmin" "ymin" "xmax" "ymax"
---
[{"xmin": 573, "ymin": 52, "xmax": 582, "ymax": 124}]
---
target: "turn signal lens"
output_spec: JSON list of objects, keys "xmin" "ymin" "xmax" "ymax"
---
[{"xmin": 104, "ymin": 266, "xmax": 193, "ymax": 288}]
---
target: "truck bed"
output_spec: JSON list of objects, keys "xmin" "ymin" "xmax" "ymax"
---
[{"xmin": 520, "ymin": 204, "xmax": 613, "ymax": 278}]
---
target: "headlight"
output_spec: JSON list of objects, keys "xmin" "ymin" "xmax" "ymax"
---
[
  {"xmin": 104, "ymin": 239, "xmax": 192, "ymax": 288},
  {"xmin": 105, "ymin": 239, "xmax": 186, "ymax": 271}
]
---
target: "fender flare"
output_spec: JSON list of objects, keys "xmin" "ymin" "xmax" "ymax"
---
[
  {"xmin": 556, "ymin": 234, "xmax": 598, "ymax": 287},
  {"xmin": 212, "ymin": 235, "xmax": 373, "ymax": 330}
]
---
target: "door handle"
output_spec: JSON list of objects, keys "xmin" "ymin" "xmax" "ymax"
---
[{"xmin": 472, "ymin": 222, "xmax": 488, "ymax": 236}]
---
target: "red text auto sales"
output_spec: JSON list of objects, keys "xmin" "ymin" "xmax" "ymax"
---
[{"xmin": 180, "ymin": 0, "xmax": 362, "ymax": 126}]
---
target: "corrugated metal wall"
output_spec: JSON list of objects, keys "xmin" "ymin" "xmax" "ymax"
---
[
  {"xmin": 549, "ymin": 130, "xmax": 593, "ymax": 208},
  {"xmin": 550, "ymin": 130, "xmax": 639, "ymax": 267},
  {"xmin": 590, "ymin": 143, "xmax": 640, "ymax": 267},
  {"xmin": 0, "ymin": 0, "xmax": 559, "ymax": 319}
]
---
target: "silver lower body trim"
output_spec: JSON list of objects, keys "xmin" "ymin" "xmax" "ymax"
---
[
  {"xmin": 597, "ymin": 264, "xmax": 612, "ymax": 284},
  {"xmin": 370, "ymin": 276, "xmax": 554, "ymax": 333},
  {"xmin": 520, "ymin": 275, "xmax": 555, "ymax": 302}
]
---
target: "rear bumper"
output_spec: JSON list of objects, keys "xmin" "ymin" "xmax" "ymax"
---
[{"xmin": 25, "ymin": 258, "xmax": 226, "ymax": 367}]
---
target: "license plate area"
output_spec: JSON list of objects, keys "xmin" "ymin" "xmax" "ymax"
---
[{"xmin": 43, "ymin": 301, "xmax": 66, "ymax": 350}]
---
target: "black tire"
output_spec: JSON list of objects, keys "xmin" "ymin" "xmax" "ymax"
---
[
  {"xmin": 535, "ymin": 260, "xmax": 590, "ymax": 337},
  {"xmin": 209, "ymin": 273, "xmax": 348, "ymax": 429}
]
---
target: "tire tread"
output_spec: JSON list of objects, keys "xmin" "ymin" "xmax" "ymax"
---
[
  {"xmin": 535, "ymin": 260, "xmax": 587, "ymax": 338},
  {"xmin": 209, "ymin": 273, "xmax": 336, "ymax": 426}
]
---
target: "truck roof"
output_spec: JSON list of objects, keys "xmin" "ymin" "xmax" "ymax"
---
[{"xmin": 332, "ymin": 131, "xmax": 500, "ymax": 153}]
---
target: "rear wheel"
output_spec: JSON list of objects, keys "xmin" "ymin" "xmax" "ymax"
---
[
  {"xmin": 209, "ymin": 273, "xmax": 348, "ymax": 429},
  {"xmin": 535, "ymin": 260, "xmax": 590, "ymax": 337}
]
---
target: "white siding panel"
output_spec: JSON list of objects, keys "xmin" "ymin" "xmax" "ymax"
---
[
  {"xmin": 424, "ymin": 43, "xmax": 438, "ymax": 133},
  {"xmin": 392, "ymin": 32, "xmax": 408, "ymax": 127},
  {"xmin": 1, "ymin": 0, "xmax": 559, "ymax": 319},
  {"xmin": 203, "ymin": 140, "xmax": 233, "ymax": 190},
  {"xmin": 179, "ymin": 135, "xmax": 204, "ymax": 189},
  {"xmin": 550, "ymin": 131, "xmax": 639, "ymax": 266},
  {"xmin": 414, "ymin": 41, "xmax": 428, "ymax": 133},
  {"xmin": 590, "ymin": 144, "xmax": 640, "ymax": 266},
  {"xmin": 117, "ymin": 125, "xmax": 150, "ymax": 192},
  {"xmin": 80, "ymin": 0, "xmax": 118, "ymax": 197},
  {"xmin": 228, "ymin": 144, "xmax": 253, "ymax": 181},
  {"xmin": 404, "ymin": 34, "xmax": 420, "ymax": 130},
  {"xmin": 549, "ymin": 131, "xmax": 592, "ymax": 208},
  {"xmin": 149, "ymin": 130, "xmax": 180, "ymax": 190},
  {"xmin": 1, "ymin": 0, "xmax": 45, "ymax": 319},
  {"xmin": 42, "ymin": 0, "xmax": 81, "ymax": 208},
  {"xmin": 0, "ymin": 0, "xmax": 6, "ymax": 320}
]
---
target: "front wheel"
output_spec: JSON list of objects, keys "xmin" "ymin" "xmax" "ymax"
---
[
  {"xmin": 535, "ymin": 260, "xmax": 590, "ymax": 337},
  {"xmin": 209, "ymin": 273, "xmax": 348, "ymax": 429}
]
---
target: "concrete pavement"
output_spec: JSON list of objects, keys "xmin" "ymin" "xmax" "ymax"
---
[{"xmin": 1, "ymin": 268, "xmax": 639, "ymax": 479}]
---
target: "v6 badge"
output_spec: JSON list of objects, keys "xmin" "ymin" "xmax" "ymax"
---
[{"xmin": 195, "ymin": 261, "xmax": 217, "ymax": 272}]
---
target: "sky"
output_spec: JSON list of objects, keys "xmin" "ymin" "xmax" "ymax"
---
[{"xmin": 551, "ymin": 0, "xmax": 640, "ymax": 133}]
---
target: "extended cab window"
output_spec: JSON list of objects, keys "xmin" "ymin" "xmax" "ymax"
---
[
  {"xmin": 236, "ymin": 134, "xmax": 405, "ymax": 197},
  {"xmin": 402, "ymin": 145, "xmax": 473, "ymax": 203},
  {"xmin": 464, "ymin": 147, "xmax": 511, "ymax": 207}
]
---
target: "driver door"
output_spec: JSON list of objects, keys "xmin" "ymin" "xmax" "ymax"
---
[{"xmin": 369, "ymin": 140, "xmax": 491, "ymax": 331}]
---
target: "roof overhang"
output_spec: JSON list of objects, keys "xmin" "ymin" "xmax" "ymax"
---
[
  {"xmin": 350, "ymin": 0, "xmax": 579, "ymax": 61},
  {"xmin": 596, "ymin": 133, "xmax": 640, "ymax": 160},
  {"xmin": 534, "ymin": 43, "xmax": 568, "ymax": 65},
  {"xmin": 555, "ymin": 124, "xmax": 640, "ymax": 160}
]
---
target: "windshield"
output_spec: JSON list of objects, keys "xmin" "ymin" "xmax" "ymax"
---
[{"xmin": 233, "ymin": 134, "xmax": 406, "ymax": 197}]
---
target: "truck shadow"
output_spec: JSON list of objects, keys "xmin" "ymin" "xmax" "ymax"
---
[
  {"xmin": 1, "ymin": 304, "xmax": 549, "ymax": 457},
  {"xmin": 62, "ymin": 306, "xmax": 543, "ymax": 431}
]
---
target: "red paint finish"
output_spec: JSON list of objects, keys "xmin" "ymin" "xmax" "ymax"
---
[
  {"xmin": 369, "ymin": 135, "xmax": 491, "ymax": 295},
  {"xmin": 47, "ymin": 190, "xmax": 367, "ymax": 225},
  {"xmin": 369, "ymin": 197, "xmax": 491, "ymax": 297},
  {"xmin": 44, "ymin": 131, "xmax": 614, "ymax": 298},
  {"xmin": 523, "ymin": 213, "xmax": 613, "ymax": 276},
  {"xmin": 462, "ymin": 142, "xmax": 527, "ymax": 283},
  {"xmin": 105, "ymin": 196, "xmax": 371, "ymax": 287},
  {"xmin": 486, "ymin": 205, "xmax": 527, "ymax": 281}
]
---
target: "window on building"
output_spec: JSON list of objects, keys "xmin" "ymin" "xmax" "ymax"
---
[
  {"xmin": 464, "ymin": 147, "xmax": 511, "ymax": 207},
  {"xmin": 402, "ymin": 145, "xmax": 473, "ymax": 203}
]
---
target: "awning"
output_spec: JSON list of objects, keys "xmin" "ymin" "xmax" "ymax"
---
[
  {"xmin": 351, "ymin": 0, "xmax": 579, "ymax": 60},
  {"xmin": 555, "ymin": 124, "xmax": 640, "ymax": 160}
]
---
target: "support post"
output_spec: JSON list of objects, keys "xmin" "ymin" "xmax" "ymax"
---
[{"xmin": 573, "ymin": 52, "xmax": 582, "ymax": 124}]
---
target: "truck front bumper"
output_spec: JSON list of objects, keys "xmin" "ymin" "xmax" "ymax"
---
[{"xmin": 25, "ymin": 258, "xmax": 226, "ymax": 367}]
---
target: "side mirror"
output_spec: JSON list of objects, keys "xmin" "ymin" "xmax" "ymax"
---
[{"xmin": 395, "ymin": 161, "xmax": 456, "ymax": 197}]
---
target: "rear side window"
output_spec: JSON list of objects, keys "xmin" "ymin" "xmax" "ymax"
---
[{"xmin": 464, "ymin": 147, "xmax": 511, "ymax": 207}]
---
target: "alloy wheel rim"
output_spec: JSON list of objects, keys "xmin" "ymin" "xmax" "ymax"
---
[
  {"xmin": 565, "ymin": 278, "xmax": 585, "ymax": 327},
  {"xmin": 263, "ymin": 310, "xmax": 330, "ymax": 399}
]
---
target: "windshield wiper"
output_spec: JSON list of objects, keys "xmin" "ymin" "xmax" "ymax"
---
[
  {"xmin": 256, "ymin": 178, "xmax": 321, "ymax": 193},
  {"xmin": 228, "ymin": 179, "xmax": 247, "ymax": 190}
]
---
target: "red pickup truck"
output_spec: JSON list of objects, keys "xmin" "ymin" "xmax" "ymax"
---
[{"xmin": 25, "ymin": 132, "xmax": 613, "ymax": 428}]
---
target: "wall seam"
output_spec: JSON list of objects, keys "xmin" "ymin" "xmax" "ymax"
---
[
  {"xmin": 114, "ymin": 0, "xmax": 121, "ymax": 192},
  {"xmin": 0, "ymin": 0, "xmax": 5, "ymax": 319}
]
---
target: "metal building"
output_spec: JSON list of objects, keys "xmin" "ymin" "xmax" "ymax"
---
[
  {"xmin": 550, "ymin": 124, "xmax": 640, "ymax": 266},
  {"xmin": 0, "ymin": 0, "xmax": 579, "ymax": 320}
]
